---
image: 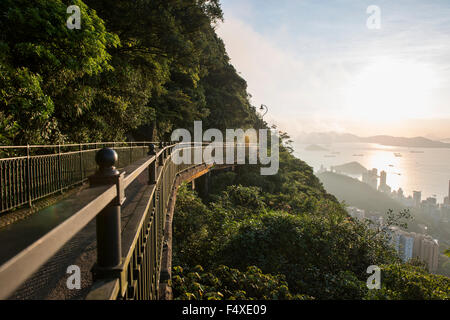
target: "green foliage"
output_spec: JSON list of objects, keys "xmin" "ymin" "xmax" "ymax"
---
[
  {"xmin": 1, "ymin": 0, "xmax": 260, "ymax": 144},
  {"xmin": 210, "ymin": 147, "xmax": 342, "ymax": 215},
  {"xmin": 438, "ymin": 255, "xmax": 450, "ymax": 278},
  {"xmin": 0, "ymin": 64, "xmax": 54, "ymax": 144},
  {"xmin": 445, "ymin": 248, "xmax": 450, "ymax": 258},
  {"xmin": 218, "ymin": 211, "xmax": 396, "ymax": 299},
  {"xmin": 173, "ymin": 179, "xmax": 401, "ymax": 300},
  {"xmin": 172, "ymin": 265, "xmax": 312, "ymax": 300},
  {"xmin": 365, "ymin": 264, "xmax": 450, "ymax": 300},
  {"xmin": 385, "ymin": 208, "xmax": 413, "ymax": 230},
  {"xmin": 0, "ymin": 0, "xmax": 119, "ymax": 144}
]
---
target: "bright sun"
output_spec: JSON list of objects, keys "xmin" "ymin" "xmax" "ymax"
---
[{"xmin": 344, "ymin": 57, "xmax": 438, "ymax": 122}]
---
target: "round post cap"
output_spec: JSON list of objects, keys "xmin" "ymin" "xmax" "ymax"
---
[{"xmin": 95, "ymin": 148, "xmax": 119, "ymax": 176}]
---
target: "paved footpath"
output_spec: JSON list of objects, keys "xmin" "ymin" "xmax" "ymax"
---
[
  {"xmin": 9, "ymin": 173, "xmax": 150, "ymax": 300},
  {"xmin": 0, "ymin": 187, "xmax": 84, "ymax": 229}
]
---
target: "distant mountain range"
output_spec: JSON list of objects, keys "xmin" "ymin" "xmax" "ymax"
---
[
  {"xmin": 305, "ymin": 144, "xmax": 328, "ymax": 151},
  {"xmin": 296, "ymin": 132, "xmax": 450, "ymax": 148}
]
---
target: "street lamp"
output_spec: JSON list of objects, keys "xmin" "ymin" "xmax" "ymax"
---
[{"xmin": 259, "ymin": 104, "xmax": 268, "ymax": 118}]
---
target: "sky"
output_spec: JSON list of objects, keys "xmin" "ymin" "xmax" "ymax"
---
[{"xmin": 216, "ymin": 0, "xmax": 450, "ymax": 139}]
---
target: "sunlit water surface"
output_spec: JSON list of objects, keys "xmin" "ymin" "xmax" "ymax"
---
[{"xmin": 293, "ymin": 143, "xmax": 450, "ymax": 203}]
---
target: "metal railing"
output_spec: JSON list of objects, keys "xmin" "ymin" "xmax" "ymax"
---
[
  {"xmin": 88, "ymin": 143, "xmax": 218, "ymax": 300},
  {"xmin": 0, "ymin": 142, "xmax": 232, "ymax": 299},
  {"xmin": 0, "ymin": 142, "xmax": 258, "ymax": 299},
  {"xmin": 0, "ymin": 142, "xmax": 155, "ymax": 214}
]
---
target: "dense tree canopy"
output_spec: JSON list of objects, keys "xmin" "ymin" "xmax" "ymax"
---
[
  {"xmin": 0, "ymin": 0, "xmax": 119, "ymax": 144},
  {"xmin": 173, "ymin": 165, "xmax": 450, "ymax": 300},
  {"xmin": 0, "ymin": 0, "xmax": 261, "ymax": 144}
]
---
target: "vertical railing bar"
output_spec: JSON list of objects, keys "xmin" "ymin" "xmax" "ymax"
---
[
  {"xmin": 58, "ymin": 144, "xmax": 62, "ymax": 193},
  {"xmin": 37, "ymin": 156, "xmax": 41, "ymax": 199},
  {"xmin": 12, "ymin": 160, "xmax": 16, "ymax": 208},
  {"xmin": 8, "ymin": 160, "xmax": 12, "ymax": 210},
  {"xmin": 0, "ymin": 161, "xmax": 3, "ymax": 211},
  {"xmin": 39, "ymin": 156, "xmax": 43, "ymax": 199},
  {"xmin": 19, "ymin": 159, "xmax": 23, "ymax": 205},
  {"xmin": 53, "ymin": 155, "xmax": 57, "ymax": 193},
  {"xmin": 18, "ymin": 159, "xmax": 22, "ymax": 206},
  {"xmin": 44, "ymin": 157, "xmax": 48, "ymax": 196},
  {"xmin": 129, "ymin": 141, "xmax": 132, "ymax": 165},
  {"xmin": 30, "ymin": 156, "xmax": 34, "ymax": 203},
  {"xmin": 79, "ymin": 144, "xmax": 84, "ymax": 182}
]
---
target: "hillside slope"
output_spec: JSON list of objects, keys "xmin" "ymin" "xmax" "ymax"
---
[{"xmin": 317, "ymin": 171, "xmax": 405, "ymax": 213}]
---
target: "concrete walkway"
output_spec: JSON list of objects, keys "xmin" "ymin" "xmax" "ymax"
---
[{"xmin": 9, "ymin": 172, "xmax": 150, "ymax": 300}]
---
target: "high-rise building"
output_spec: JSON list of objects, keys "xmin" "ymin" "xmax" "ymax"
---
[
  {"xmin": 391, "ymin": 229, "xmax": 440, "ymax": 272},
  {"xmin": 413, "ymin": 191, "xmax": 422, "ymax": 207},
  {"xmin": 419, "ymin": 237, "xmax": 439, "ymax": 272},
  {"xmin": 362, "ymin": 168, "xmax": 378, "ymax": 189},
  {"xmin": 448, "ymin": 179, "xmax": 450, "ymax": 199},
  {"xmin": 380, "ymin": 170, "xmax": 386, "ymax": 186},
  {"xmin": 444, "ymin": 196, "xmax": 450, "ymax": 206},
  {"xmin": 378, "ymin": 170, "xmax": 390, "ymax": 193},
  {"xmin": 397, "ymin": 188, "xmax": 404, "ymax": 199},
  {"xmin": 390, "ymin": 228, "xmax": 414, "ymax": 262},
  {"xmin": 425, "ymin": 197, "xmax": 437, "ymax": 206}
]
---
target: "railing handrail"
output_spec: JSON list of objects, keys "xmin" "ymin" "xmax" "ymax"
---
[
  {"xmin": 0, "ymin": 142, "xmax": 211, "ymax": 299},
  {"xmin": 0, "ymin": 141, "xmax": 158, "ymax": 150}
]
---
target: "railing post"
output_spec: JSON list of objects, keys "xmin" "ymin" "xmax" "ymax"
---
[
  {"xmin": 79, "ymin": 144, "xmax": 84, "ymax": 181},
  {"xmin": 158, "ymin": 142, "xmax": 164, "ymax": 166},
  {"xmin": 148, "ymin": 144, "xmax": 157, "ymax": 185},
  {"xmin": 26, "ymin": 145, "xmax": 32, "ymax": 208},
  {"xmin": 58, "ymin": 144, "xmax": 63, "ymax": 193},
  {"xmin": 129, "ymin": 141, "xmax": 133, "ymax": 165},
  {"xmin": 89, "ymin": 148, "xmax": 125, "ymax": 270}
]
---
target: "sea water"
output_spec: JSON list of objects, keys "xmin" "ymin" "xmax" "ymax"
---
[{"xmin": 293, "ymin": 142, "xmax": 450, "ymax": 203}]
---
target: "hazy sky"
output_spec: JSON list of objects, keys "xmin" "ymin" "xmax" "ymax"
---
[{"xmin": 217, "ymin": 0, "xmax": 450, "ymax": 139}]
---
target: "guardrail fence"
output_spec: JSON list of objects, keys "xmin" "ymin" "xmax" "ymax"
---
[
  {"xmin": 0, "ymin": 142, "xmax": 254, "ymax": 300},
  {"xmin": 0, "ymin": 142, "xmax": 155, "ymax": 214}
]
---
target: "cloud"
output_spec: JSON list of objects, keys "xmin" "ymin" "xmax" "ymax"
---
[
  {"xmin": 216, "ymin": 1, "xmax": 450, "ymax": 138},
  {"xmin": 216, "ymin": 17, "xmax": 353, "ymax": 127}
]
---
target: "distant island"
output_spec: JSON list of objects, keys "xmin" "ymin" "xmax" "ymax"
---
[
  {"xmin": 364, "ymin": 135, "xmax": 450, "ymax": 148},
  {"xmin": 305, "ymin": 144, "xmax": 328, "ymax": 151},
  {"xmin": 331, "ymin": 161, "xmax": 367, "ymax": 175},
  {"xmin": 297, "ymin": 132, "xmax": 450, "ymax": 148}
]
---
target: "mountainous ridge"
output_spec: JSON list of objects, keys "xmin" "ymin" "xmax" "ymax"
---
[{"xmin": 297, "ymin": 132, "xmax": 450, "ymax": 148}]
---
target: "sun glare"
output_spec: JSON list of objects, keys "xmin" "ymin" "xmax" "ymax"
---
[{"xmin": 344, "ymin": 57, "xmax": 439, "ymax": 122}]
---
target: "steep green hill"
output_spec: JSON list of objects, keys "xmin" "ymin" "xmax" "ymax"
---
[{"xmin": 317, "ymin": 171, "xmax": 405, "ymax": 214}]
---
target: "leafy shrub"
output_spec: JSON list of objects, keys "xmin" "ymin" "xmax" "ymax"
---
[
  {"xmin": 365, "ymin": 264, "xmax": 450, "ymax": 300},
  {"xmin": 172, "ymin": 265, "xmax": 313, "ymax": 300},
  {"xmin": 218, "ymin": 211, "xmax": 397, "ymax": 298}
]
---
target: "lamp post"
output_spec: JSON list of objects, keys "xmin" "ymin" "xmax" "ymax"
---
[{"xmin": 259, "ymin": 104, "xmax": 268, "ymax": 118}]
